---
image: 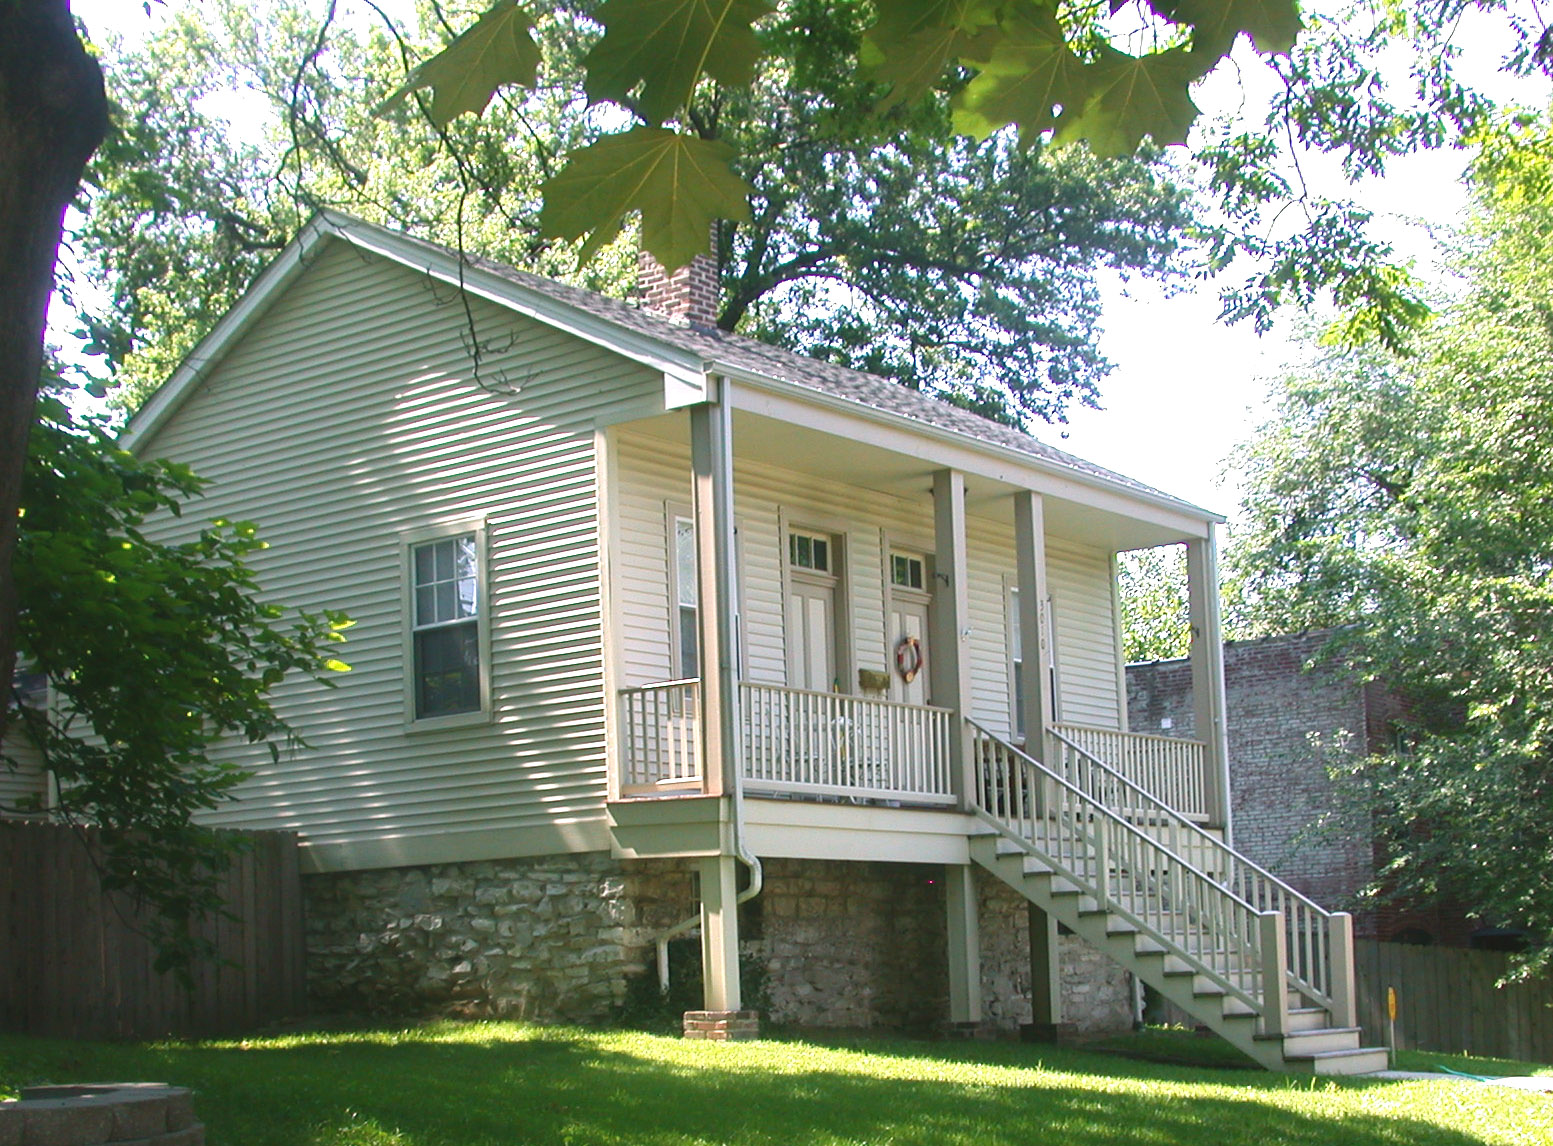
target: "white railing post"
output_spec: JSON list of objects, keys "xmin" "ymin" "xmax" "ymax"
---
[
  {"xmin": 1259, "ymin": 911, "xmax": 1289, "ymax": 1038},
  {"xmin": 1328, "ymin": 911, "xmax": 1357, "ymax": 1029}
]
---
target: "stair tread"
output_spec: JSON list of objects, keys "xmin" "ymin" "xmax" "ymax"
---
[
  {"xmin": 1283, "ymin": 1046, "xmax": 1388, "ymax": 1062},
  {"xmin": 1256, "ymin": 1027, "xmax": 1362, "ymax": 1042}
]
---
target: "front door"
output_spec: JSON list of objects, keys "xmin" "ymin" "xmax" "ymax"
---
[
  {"xmin": 887, "ymin": 550, "xmax": 931, "ymax": 706},
  {"xmin": 787, "ymin": 529, "xmax": 839, "ymax": 692}
]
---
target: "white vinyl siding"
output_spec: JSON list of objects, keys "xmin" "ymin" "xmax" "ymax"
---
[
  {"xmin": 1046, "ymin": 538, "xmax": 1123, "ymax": 729},
  {"xmin": 0, "ymin": 732, "xmax": 48, "ymax": 815},
  {"xmin": 133, "ymin": 241, "xmax": 664, "ymax": 869}
]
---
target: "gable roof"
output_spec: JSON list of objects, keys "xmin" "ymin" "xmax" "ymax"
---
[{"xmin": 125, "ymin": 210, "xmax": 1220, "ymax": 523}]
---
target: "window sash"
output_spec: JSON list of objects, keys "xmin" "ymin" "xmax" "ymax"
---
[
  {"xmin": 410, "ymin": 532, "xmax": 483, "ymax": 720},
  {"xmin": 673, "ymin": 515, "xmax": 699, "ymax": 678}
]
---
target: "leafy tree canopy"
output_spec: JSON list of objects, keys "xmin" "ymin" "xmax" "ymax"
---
[
  {"xmin": 1116, "ymin": 544, "xmax": 1191, "ymax": 663},
  {"xmin": 5, "ymin": 384, "xmax": 351, "ymax": 970},
  {"xmin": 1226, "ymin": 120, "xmax": 1553, "ymax": 973},
  {"xmin": 75, "ymin": 0, "xmax": 1191, "ymax": 424},
  {"xmin": 384, "ymin": 0, "xmax": 1550, "ymax": 351}
]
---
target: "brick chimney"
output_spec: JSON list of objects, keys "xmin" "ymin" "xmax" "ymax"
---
[{"xmin": 637, "ymin": 233, "xmax": 720, "ymax": 329}]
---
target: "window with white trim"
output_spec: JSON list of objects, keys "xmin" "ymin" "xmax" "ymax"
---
[
  {"xmin": 673, "ymin": 515, "xmax": 699, "ymax": 678},
  {"xmin": 890, "ymin": 551, "xmax": 925, "ymax": 591},
  {"xmin": 1009, "ymin": 586, "xmax": 1060, "ymax": 738},
  {"xmin": 1009, "ymin": 587, "xmax": 1025, "ymax": 739},
  {"xmin": 788, "ymin": 530, "xmax": 832, "ymax": 573},
  {"xmin": 411, "ymin": 532, "xmax": 483, "ymax": 719}
]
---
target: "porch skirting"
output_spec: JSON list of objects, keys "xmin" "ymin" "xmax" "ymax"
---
[{"xmin": 302, "ymin": 854, "xmax": 1134, "ymax": 1035}]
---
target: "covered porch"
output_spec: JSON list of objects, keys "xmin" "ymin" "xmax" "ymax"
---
[{"xmin": 597, "ymin": 371, "xmax": 1234, "ymax": 1028}]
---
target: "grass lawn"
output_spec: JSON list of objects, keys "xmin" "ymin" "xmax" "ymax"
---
[{"xmin": 2, "ymin": 1022, "xmax": 1548, "ymax": 1146}]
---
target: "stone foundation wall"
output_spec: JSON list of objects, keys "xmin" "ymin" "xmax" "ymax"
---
[
  {"xmin": 977, "ymin": 873, "xmax": 1136, "ymax": 1034},
  {"xmin": 304, "ymin": 853, "xmax": 1135, "ymax": 1034},
  {"xmin": 305, "ymin": 853, "xmax": 696, "ymax": 1022},
  {"xmin": 746, "ymin": 858, "xmax": 948, "ymax": 1031}
]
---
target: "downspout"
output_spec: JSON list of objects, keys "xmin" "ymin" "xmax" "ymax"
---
[
  {"xmin": 709, "ymin": 370, "xmax": 764, "ymax": 925},
  {"xmin": 657, "ymin": 373, "xmax": 763, "ymax": 996}
]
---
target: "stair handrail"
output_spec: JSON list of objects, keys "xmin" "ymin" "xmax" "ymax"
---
[
  {"xmin": 968, "ymin": 722, "xmax": 1274, "ymax": 1016},
  {"xmin": 1045, "ymin": 725, "xmax": 1350, "ymax": 1018}
]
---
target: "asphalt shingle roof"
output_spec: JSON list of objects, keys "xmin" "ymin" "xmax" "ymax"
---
[{"xmin": 360, "ymin": 218, "xmax": 1194, "ymax": 512}]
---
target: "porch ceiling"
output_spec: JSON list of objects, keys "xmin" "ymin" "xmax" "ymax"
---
[{"xmin": 623, "ymin": 409, "xmax": 1207, "ymax": 552}]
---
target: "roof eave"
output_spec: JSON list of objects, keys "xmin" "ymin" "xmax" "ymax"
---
[{"xmin": 709, "ymin": 361, "xmax": 1225, "ymax": 528}]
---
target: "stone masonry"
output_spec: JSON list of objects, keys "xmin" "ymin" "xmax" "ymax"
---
[
  {"xmin": 305, "ymin": 853, "xmax": 697, "ymax": 1021},
  {"xmin": 0, "ymin": 1085, "xmax": 203, "ymax": 1146},
  {"xmin": 304, "ymin": 853, "xmax": 1136, "ymax": 1034}
]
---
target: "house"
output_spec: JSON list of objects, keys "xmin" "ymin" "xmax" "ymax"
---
[
  {"xmin": 1127, "ymin": 629, "xmax": 1476, "ymax": 947},
  {"xmin": 105, "ymin": 211, "xmax": 1382, "ymax": 1069}
]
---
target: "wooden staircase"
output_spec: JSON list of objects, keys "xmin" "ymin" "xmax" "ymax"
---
[{"xmin": 968, "ymin": 724, "xmax": 1388, "ymax": 1075}]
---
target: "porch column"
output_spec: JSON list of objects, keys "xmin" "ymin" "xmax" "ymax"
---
[
  {"xmin": 690, "ymin": 380, "xmax": 739, "ymax": 799},
  {"xmin": 945, "ymin": 863, "xmax": 982, "ymax": 1026},
  {"xmin": 1025, "ymin": 904, "xmax": 1064, "ymax": 1032},
  {"xmin": 1013, "ymin": 491, "xmax": 1054, "ymax": 763},
  {"xmin": 1186, "ymin": 529, "xmax": 1232, "ymax": 834},
  {"xmin": 698, "ymin": 853, "xmax": 742, "ymax": 1012},
  {"xmin": 931, "ymin": 469, "xmax": 974, "ymax": 806}
]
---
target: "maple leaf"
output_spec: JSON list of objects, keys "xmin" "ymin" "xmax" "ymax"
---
[
  {"xmin": 1150, "ymin": 0, "xmax": 1304, "ymax": 57},
  {"xmin": 1053, "ymin": 46, "xmax": 1203, "ymax": 156},
  {"xmin": 951, "ymin": 4, "xmax": 1086, "ymax": 142},
  {"xmin": 376, "ymin": 0, "xmax": 540, "ymax": 128},
  {"xmin": 860, "ymin": 0, "xmax": 1003, "ymax": 107},
  {"xmin": 584, "ymin": 0, "xmax": 774, "ymax": 125},
  {"xmin": 539, "ymin": 127, "xmax": 752, "ymax": 269}
]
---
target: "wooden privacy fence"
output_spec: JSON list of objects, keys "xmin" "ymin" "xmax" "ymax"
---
[
  {"xmin": 0, "ymin": 820, "xmax": 306, "ymax": 1041},
  {"xmin": 1355, "ymin": 939, "xmax": 1553, "ymax": 1064}
]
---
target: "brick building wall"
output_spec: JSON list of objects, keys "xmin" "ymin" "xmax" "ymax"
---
[{"xmin": 1126, "ymin": 630, "xmax": 1376, "ymax": 921}]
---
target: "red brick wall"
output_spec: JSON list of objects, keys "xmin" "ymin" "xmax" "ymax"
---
[
  {"xmin": 1127, "ymin": 631, "xmax": 1377, "ymax": 928},
  {"xmin": 637, "ymin": 248, "xmax": 719, "ymax": 328}
]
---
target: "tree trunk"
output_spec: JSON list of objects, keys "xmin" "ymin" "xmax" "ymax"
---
[{"xmin": 0, "ymin": 0, "xmax": 107, "ymax": 728}]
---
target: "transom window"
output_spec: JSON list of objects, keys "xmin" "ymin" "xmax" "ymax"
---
[
  {"xmin": 411, "ymin": 533, "xmax": 481, "ymax": 719},
  {"xmin": 789, "ymin": 531, "xmax": 831, "ymax": 573},
  {"xmin": 890, "ymin": 552, "xmax": 925, "ymax": 591}
]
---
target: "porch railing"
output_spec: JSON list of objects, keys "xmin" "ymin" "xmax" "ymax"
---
[
  {"xmin": 741, "ymin": 683, "xmax": 956, "ymax": 804},
  {"xmin": 1037, "ymin": 724, "xmax": 1353, "ymax": 1023},
  {"xmin": 619, "ymin": 679, "xmax": 701, "ymax": 790},
  {"xmin": 618, "ymin": 680, "xmax": 956, "ymax": 803},
  {"xmin": 1050, "ymin": 721, "xmax": 1208, "ymax": 821}
]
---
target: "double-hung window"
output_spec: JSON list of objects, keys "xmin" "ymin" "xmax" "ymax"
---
[
  {"xmin": 410, "ymin": 530, "xmax": 485, "ymax": 721},
  {"xmin": 673, "ymin": 515, "xmax": 699, "ymax": 679}
]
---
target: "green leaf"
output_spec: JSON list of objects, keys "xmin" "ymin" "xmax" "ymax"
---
[
  {"xmin": 377, "ymin": 0, "xmax": 540, "ymax": 128},
  {"xmin": 860, "ymin": 0, "xmax": 1002, "ymax": 107},
  {"xmin": 951, "ymin": 4, "xmax": 1085, "ymax": 142},
  {"xmin": 539, "ymin": 127, "xmax": 752, "ymax": 268},
  {"xmin": 1053, "ymin": 46, "xmax": 1204, "ymax": 156},
  {"xmin": 1152, "ymin": 0, "xmax": 1304, "ymax": 56},
  {"xmin": 584, "ymin": 0, "xmax": 774, "ymax": 125}
]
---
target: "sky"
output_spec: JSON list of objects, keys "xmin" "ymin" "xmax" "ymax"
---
[{"xmin": 66, "ymin": 0, "xmax": 1552, "ymax": 520}]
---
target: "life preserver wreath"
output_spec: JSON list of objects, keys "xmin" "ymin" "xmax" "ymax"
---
[{"xmin": 895, "ymin": 635, "xmax": 924, "ymax": 683}]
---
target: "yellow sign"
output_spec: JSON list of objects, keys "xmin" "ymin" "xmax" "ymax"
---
[{"xmin": 1387, "ymin": 987, "xmax": 1398, "ymax": 1022}]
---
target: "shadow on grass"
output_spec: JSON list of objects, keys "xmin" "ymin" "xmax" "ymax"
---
[{"xmin": 0, "ymin": 1025, "xmax": 1534, "ymax": 1146}]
